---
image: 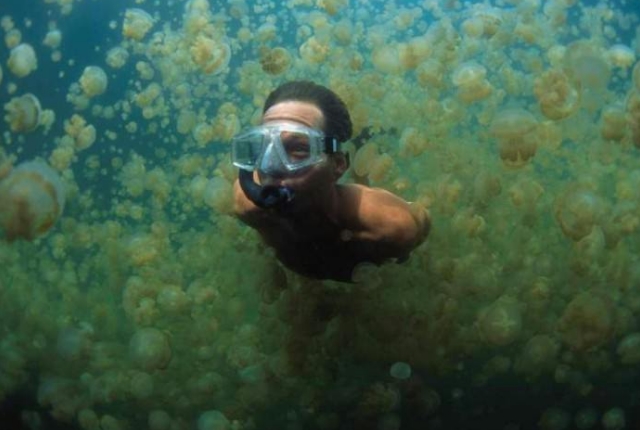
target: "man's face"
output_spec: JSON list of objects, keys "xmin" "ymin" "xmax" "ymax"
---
[{"xmin": 258, "ymin": 101, "xmax": 346, "ymax": 195}]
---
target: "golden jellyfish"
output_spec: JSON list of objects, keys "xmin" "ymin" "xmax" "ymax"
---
[
  {"xmin": 600, "ymin": 105, "xmax": 627, "ymax": 141},
  {"xmin": 616, "ymin": 333, "xmax": 640, "ymax": 365},
  {"xmin": 368, "ymin": 153, "xmax": 394, "ymax": 182},
  {"xmin": 607, "ymin": 44, "xmax": 635, "ymax": 69},
  {"xmin": 514, "ymin": 335, "xmax": 559, "ymax": 377},
  {"xmin": 489, "ymin": 108, "xmax": 538, "ymax": 167},
  {"xmin": 259, "ymin": 47, "xmax": 291, "ymax": 75},
  {"xmin": 564, "ymin": 41, "xmax": 610, "ymax": 90},
  {"xmin": 633, "ymin": 61, "xmax": 640, "ymax": 91},
  {"xmin": 42, "ymin": 29, "xmax": 62, "ymax": 49},
  {"xmin": 626, "ymin": 91, "xmax": 640, "ymax": 147},
  {"xmin": 190, "ymin": 35, "xmax": 231, "ymax": 75},
  {"xmin": 452, "ymin": 61, "xmax": 493, "ymax": 103},
  {"xmin": 300, "ymin": 36, "xmax": 329, "ymax": 65},
  {"xmin": 352, "ymin": 142, "xmax": 379, "ymax": 177},
  {"xmin": 7, "ymin": 43, "xmax": 37, "ymax": 78},
  {"xmin": 5, "ymin": 28, "xmax": 22, "ymax": 49},
  {"xmin": 4, "ymin": 93, "xmax": 42, "ymax": 133},
  {"xmin": 106, "ymin": 46, "xmax": 129, "ymax": 69},
  {"xmin": 79, "ymin": 66, "xmax": 108, "ymax": 98},
  {"xmin": 0, "ymin": 150, "xmax": 13, "ymax": 180},
  {"xmin": 461, "ymin": 16, "xmax": 485, "ymax": 38},
  {"xmin": 123, "ymin": 9, "xmax": 155, "ymax": 41},
  {"xmin": 0, "ymin": 160, "xmax": 66, "ymax": 242},
  {"xmin": 477, "ymin": 296, "xmax": 522, "ymax": 346},
  {"xmin": 416, "ymin": 59, "xmax": 445, "ymax": 88},
  {"xmin": 554, "ymin": 184, "xmax": 606, "ymax": 241},
  {"xmin": 472, "ymin": 8, "xmax": 503, "ymax": 37},
  {"xmin": 371, "ymin": 45, "xmax": 402, "ymax": 74},
  {"xmin": 558, "ymin": 293, "xmax": 613, "ymax": 352},
  {"xmin": 533, "ymin": 69, "xmax": 580, "ymax": 120},
  {"xmin": 399, "ymin": 127, "xmax": 428, "ymax": 158},
  {"xmin": 129, "ymin": 328, "xmax": 172, "ymax": 371}
]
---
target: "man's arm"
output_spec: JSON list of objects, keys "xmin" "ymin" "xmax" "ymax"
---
[
  {"xmin": 233, "ymin": 178, "xmax": 266, "ymax": 228},
  {"xmin": 339, "ymin": 184, "xmax": 430, "ymax": 259}
]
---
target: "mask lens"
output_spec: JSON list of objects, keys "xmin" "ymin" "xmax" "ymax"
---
[
  {"xmin": 232, "ymin": 132, "xmax": 266, "ymax": 169},
  {"xmin": 280, "ymin": 130, "xmax": 312, "ymax": 164}
]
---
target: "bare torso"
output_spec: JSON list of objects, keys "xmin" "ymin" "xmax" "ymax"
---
[{"xmin": 235, "ymin": 182, "xmax": 429, "ymax": 282}]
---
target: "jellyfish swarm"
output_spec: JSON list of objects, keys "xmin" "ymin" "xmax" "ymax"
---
[{"xmin": 0, "ymin": 160, "xmax": 65, "ymax": 242}]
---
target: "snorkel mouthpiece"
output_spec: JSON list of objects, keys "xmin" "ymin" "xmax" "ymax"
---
[{"xmin": 238, "ymin": 168, "xmax": 294, "ymax": 210}]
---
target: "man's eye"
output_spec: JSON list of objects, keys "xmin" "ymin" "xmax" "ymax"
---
[{"xmin": 285, "ymin": 145, "xmax": 310, "ymax": 160}]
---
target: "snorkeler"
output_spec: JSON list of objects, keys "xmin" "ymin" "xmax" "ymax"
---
[{"xmin": 232, "ymin": 80, "xmax": 430, "ymax": 282}]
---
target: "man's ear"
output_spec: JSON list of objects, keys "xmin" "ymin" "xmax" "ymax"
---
[{"xmin": 331, "ymin": 152, "xmax": 349, "ymax": 179}]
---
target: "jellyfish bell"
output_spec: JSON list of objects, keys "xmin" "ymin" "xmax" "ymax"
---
[
  {"xmin": 7, "ymin": 43, "xmax": 38, "ymax": 78},
  {"xmin": 607, "ymin": 44, "xmax": 635, "ymax": 69},
  {"xmin": 452, "ymin": 61, "xmax": 492, "ymax": 103},
  {"xmin": 123, "ymin": 8, "xmax": 155, "ymax": 41},
  {"xmin": 4, "ymin": 93, "xmax": 42, "ymax": 133},
  {"xmin": 79, "ymin": 66, "xmax": 108, "ymax": 98},
  {"xmin": 0, "ymin": 160, "xmax": 66, "ymax": 242},
  {"xmin": 633, "ymin": 61, "xmax": 640, "ymax": 91},
  {"xmin": 106, "ymin": 46, "xmax": 129, "ymax": 69},
  {"xmin": 554, "ymin": 184, "xmax": 607, "ymax": 241},
  {"xmin": 43, "ymin": 29, "xmax": 62, "ymax": 49},
  {"xmin": 564, "ymin": 40, "xmax": 610, "ymax": 90},
  {"xmin": 259, "ymin": 47, "xmax": 291, "ymax": 75},
  {"xmin": 452, "ymin": 61, "xmax": 487, "ymax": 87},
  {"xmin": 533, "ymin": 69, "xmax": 580, "ymax": 120},
  {"xmin": 600, "ymin": 105, "xmax": 627, "ymax": 141},
  {"xmin": 490, "ymin": 108, "xmax": 538, "ymax": 167},
  {"xmin": 190, "ymin": 36, "xmax": 231, "ymax": 75}
]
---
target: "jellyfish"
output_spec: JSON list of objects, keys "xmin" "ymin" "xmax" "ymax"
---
[
  {"xmin": 129, "ymin": 327, "xmax": 172, "ymax": 371},
  {"xmin": 300, "ymin": 36, "xmax": 330, "ymax": 65},
  {"xmin": 106, "ymin": 47, "xmax": 129, "ymax": 69},
  {"xmin": 558, "ymin": 293, "xmax": 613, "ymax": 351},
  {"xmin": 123, "ymin": 9, "xmax": 155, "ymax": 41},
  {"xmin": 554, "ymin": 184, "xmax": 606, "ymax": 241},
  {"xmin": 190, "ymin": 35, "xmax": 231, "ymax": 74},
  {"xmin": 0, "ymin": 160, "xmax": 66, "ymax": 242},
  {"xmin": 3, "ymin": 93, "xmax": 42, "ymax": 133},
  {"xmin": 7, "ymin": 43, "xmax": 37, "ymax": 78},
  {"xmin": 452, "ymin": 61, "xmax": 493, "ymax": 103},
  {"xmin": 564, "ymin": 41, "xmax": 610, "ymax": 113},
  {"xmin": 5, "ymin": 28, "xmax": 22, "ymax": 49},
  {"xmin": 533, "ymin": 69, "xmax": 580, "ymax": 120},
  {"xmin": 477, "ymin": 296, "xmax": 522, "ymax": 346},
  {"xmin": 600, "ymin": 105, "xmax": 627, "ymax": 141},
  {"xmin": 259, "ymin": 47, "xmax": 291, "ymax": 75},
  {"xmin": 627, "ymin": 91, "xmax": 640, "ymax": 147},
  {"xmin": 634, "ymin": 61, "xmax": 640, "ymax": 91},
  {"xmin": 42, "ymin": 29, "xmax": 62, "ymax": 49},
  {"xmin": 489, "ymin": 108, "xmax": 538, "ymax": 167},
  {"xmin": 79, "ymin": 66, "xmax": 108, "ymax": 98},
  {"xmin": 608, "ymin": 44, "xmax": 635, "ymax": 69}
]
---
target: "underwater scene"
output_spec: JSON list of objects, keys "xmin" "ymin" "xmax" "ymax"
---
[{"xmin": 1, "ymin": 0, "xmax": 640, "ymax": 429}]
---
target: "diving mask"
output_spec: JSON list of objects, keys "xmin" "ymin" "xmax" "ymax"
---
[{"xmin": 231, "ymin": 121, "xmax": 339, "ymax": 173}]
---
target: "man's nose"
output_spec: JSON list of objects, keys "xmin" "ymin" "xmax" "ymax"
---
[{"xmin": 259, "ymin": 143, "xmax": 288, "ymax": 177}]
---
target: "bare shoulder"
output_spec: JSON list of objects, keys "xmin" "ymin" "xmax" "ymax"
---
[{"xmin": 337, "ymin": 184, "xmax": 430, "ymax": 247}]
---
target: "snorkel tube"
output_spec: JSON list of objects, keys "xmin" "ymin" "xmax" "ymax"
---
[{"xmin": 238, "ymin": 169, "xmax": 294, "ymax": 210}]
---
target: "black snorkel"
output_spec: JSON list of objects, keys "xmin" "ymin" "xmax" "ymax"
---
[{"xmin": 238, "ymin": 168, "xmax": 294, "ymax": 210}]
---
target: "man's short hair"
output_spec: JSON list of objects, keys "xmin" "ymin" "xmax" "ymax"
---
[{"xmin": 263, "ymin": 80, "xmax": 353, "ymax": 143}]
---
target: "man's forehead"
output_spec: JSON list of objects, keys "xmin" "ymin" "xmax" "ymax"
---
[{"xmin": 263, "ymin": 101, "xmax": 324, "ymax": 129}]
